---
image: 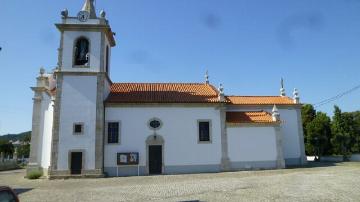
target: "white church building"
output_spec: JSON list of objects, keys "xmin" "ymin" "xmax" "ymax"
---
[{"xmin": 28, "ymin": 0, "xmax": 306, "ymax": 178}]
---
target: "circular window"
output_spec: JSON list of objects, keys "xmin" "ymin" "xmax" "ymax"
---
[{"xmin": 148, "ymin": 118, "xmax": 162, "ymax": 130}]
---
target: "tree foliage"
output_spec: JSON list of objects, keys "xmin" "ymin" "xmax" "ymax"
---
[
  {"xmin": 330, "ymin": 106, "xmax": 357, "ymax": 158},
  {"xmin": 302, "ymin": 105, "xmax": 360, "ymax": 158},
  {"xmin": 301, "ymin": 104, "xmax": 316, "ymax": 153},
  {"xmin": 305, "ymin": 112, "xmax": 332, "ymax": 157},
  {"xmin": 0, "ymin": 141, "xmax": 14, "ymax": 156}
]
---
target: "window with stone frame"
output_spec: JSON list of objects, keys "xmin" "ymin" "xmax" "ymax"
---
[
  {"xmin": 73, "ymin": 123, "xmax": 84, "ymax": 135},
  {"xmin": 74, "ymin": 37, "xmax": 90, "ymax": 66},
  {"xmin": 108, "ymin": 122, "xmax": 120, "ymax": 144},
  {"xmin": 198, "ymin": 121, "xmax": 211, "ymax": 142}
]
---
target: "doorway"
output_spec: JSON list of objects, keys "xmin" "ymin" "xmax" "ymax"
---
[
  {"xmin": 149, "ymin": 145, "xmax": 162, "ymax": 174},
  {"xmin": 70, "ymin": 152, "xmax": 83, "ymax": 175}
]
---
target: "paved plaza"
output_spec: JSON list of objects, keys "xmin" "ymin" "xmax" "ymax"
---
[{"xmin": 1, "ymin": 162, "xmax": 360, "ymax": 202}]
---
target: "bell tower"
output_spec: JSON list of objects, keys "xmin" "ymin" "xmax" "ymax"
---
[{"xmin": 49, "ymin": 0, "xmax": 116, "ymax": 178}]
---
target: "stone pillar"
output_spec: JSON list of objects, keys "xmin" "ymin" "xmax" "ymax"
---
[
  {"xmin": 296, "ymin": 108, "xmax": 307, "ymax": 165},
  {"xmin": 275, "ymin": 126, "xmax": 286, "ymax": 169},
  {"xmin": 49, "ymin": 73, "xmax": 63, "ymax": 174},
  {"xmin": 220, "ymin": 105, "xmax": 230, "ymax": 171},
  {"xmin": 27, "ymin": 89, "xmax": 43, "ymax": 173},
  {"xmin": 27, "ymin": 71, "xmax": 48, "ymax": 174},
  {"xmin": 94, "ymin": 73, "xmax": 105, "ymax": 175},
  {"xmin": 0, "ymin": 152, "xmax": 4, "ymax": 162}
]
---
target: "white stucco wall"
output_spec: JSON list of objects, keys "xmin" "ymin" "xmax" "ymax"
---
[
  {"xmin": 226, "ymin": 106, "xmax": 303, "ymax": 161},
  {"xmin": 227, "ymin": 126, "xmax": 278, "ymax": 162},
  {"xmin": 40, "ymin": 93, "xmax": 53, "ymax": 169},
  {"xmin": 104, "ymin": 106, "xmax": 222, "ymax": 168},
  {"xmin": 61, "ymin": 31, "xmax": 102, "ymax": 72},
  {"xmin": 278, "ymin": 108, "xmax": 301, "ymax": 160},
  {"xmin": 57, "ymin": 76, "xmax": 97, "ymax": 170}
]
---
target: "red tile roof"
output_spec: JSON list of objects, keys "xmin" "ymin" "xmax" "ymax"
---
[
  {"xmin": 105, "ymin": 83, "xmax": 298, "ymax": 105},
  {"xmin": 106, "ymin": 83, "xmax": 220, "ymax": 103},
  {"xmin": 226, "ymin": 111, "xmax": 276, "ymax": 124},
  {"xmin": 226, "ymin": 96, "xmax": 295, "ymax": 105}
]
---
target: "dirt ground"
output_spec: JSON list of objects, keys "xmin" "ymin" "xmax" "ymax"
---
[{"xmin": 1, "ymin": 162, "xmax": 360, "ymax": 202}]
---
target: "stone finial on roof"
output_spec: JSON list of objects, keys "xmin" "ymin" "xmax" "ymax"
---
[
  {"xmin": 82, "ymin": 0, "xmax": 97, "ymax": 19},
  {"xmin": 40, "ymin": 67, "xmax": 45, "ymax": 77},
  {"xmin": 293, "ymin": 88, "xmax": 300, "ymax": 104},
  {"xmin": 218, "ymin": 83, "xmax": 225, "ymax": 102},
  {"xmin": 280, "ymin": 78, "xmax": 286, "ymax": 97},
  {"xmin": 205, "ymin": 70, "xmax": 209, "ymax": 84},
  {"xmin": 100, "ymin": 10, "xmax": 106, "ymax": 18},
  {"xmin": 61, "ymin": 9, "xmax": 68, "ymax": 19},
  {"xmin": 272, "ymin": 105, "xmax": 280, "ymax": 121}
]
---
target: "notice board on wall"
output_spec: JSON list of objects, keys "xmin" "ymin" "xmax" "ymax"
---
[{"xmin": 117, "ymin": 152, "xmax": 139, "ymax": 165}]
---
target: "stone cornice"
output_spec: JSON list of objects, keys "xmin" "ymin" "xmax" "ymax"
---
[
  {"xmin": 55, "ymin": 23, "xmax": 116, "ymax": 47},
  {"xmin": 105, "ymin": 103, "xmax": 222, "ymax": 108},
  {"xmin": 31, "ymin": 86, "xmax": 48, "ymax": 92}
]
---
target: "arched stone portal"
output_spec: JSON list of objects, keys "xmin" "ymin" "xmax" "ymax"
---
[{"xmin": 146, "ymin": 134, "xmax": 164, "ymax": 175}]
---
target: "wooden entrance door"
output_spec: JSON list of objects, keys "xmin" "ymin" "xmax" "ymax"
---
[
  {"xmin": 70, "ymin": 152, "xmax": 82, "ymax": 175},
  {"xmin": 149, "ymin": 145, "xmax": 162, "ymax": 174}
]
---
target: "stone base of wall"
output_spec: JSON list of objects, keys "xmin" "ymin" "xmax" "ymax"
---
[
  {"xmin": 285, "ymin": 158, "xmax": 303, "ymax": 166},
  {"xmin": 0, "ymin": 161, "xmax": 20, "ymax": 171},
  {"xmin": 105, "ymin": 166, "xmax": 146, "ymax": 177},
  {"xmin": 48, "ymin": 169, "xmax": 104, "ymax": 179},
  {"xmin": 320, "ymin": 156, "xmax": 344, "ymax": 162},
  {"xmin": 350, "ymin": 154, "xmax": 360, "ymax": 162},
  {"xmin": 26, "ymin": 163, "xmax": 42, "ymax": 175},
  {"xmin": 230, "ymin": 160, "xmax": 278, "ymax": 170},
  {"xmin": 104, "ymin": 162, "xmax": 284, "ymax": 177}
]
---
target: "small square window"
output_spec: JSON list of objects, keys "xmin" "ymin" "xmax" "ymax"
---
[
  {"xmin": 73, "ymin": 123, "xmax": 84, "ymax": 135},
  {"xmin": 198, "ymin": 121, "xmax": 211, "ymax": 143}
]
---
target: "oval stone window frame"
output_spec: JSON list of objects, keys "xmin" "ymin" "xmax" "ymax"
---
[{"xmin": 148, "ymin": 118, "xmax": 162, "ymax": 130}]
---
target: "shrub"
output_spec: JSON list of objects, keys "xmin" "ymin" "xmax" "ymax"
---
[{"xmin": 27, "ymin": 170, "xmax": 42, "ymax": 180}]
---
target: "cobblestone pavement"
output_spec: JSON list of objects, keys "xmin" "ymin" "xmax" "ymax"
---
[{"xmin": 1, "ymin": 162, "xmax": 360, "ymax": 202}]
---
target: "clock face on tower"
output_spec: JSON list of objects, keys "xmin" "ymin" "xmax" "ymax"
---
[{"xmin": 77, "ymin": 11, "xmax": 90, "ymax": 22}]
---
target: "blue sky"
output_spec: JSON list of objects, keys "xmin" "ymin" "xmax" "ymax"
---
[{"xmin": 0, "ymin": 0, "xmax": 359, "ymax": 134}]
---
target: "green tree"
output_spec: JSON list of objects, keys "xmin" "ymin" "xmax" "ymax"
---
[
  {"xmin": 351, "ymin": 111, "xmax": 360, "ymax": 153},
  {"xmin": 0, "ymin": 141, "xmax": 14, "ymax": 157},
  {"xmin": 331, "ymin": 106, "xmax": 356, "ymax": 159},
  {"xmin": 18, "ymin": 133, "xmax": 31, "ymax": 158},
  {"xmin": 301, "ymin": 104, "xmax": 316, "ymax": 155},
  {"xmin": 306, "ymin": 112, "xmax": 332, "ymax": 159}
]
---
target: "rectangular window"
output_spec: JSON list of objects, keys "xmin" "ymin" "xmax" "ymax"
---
[
  {"xmin": 73, "ymin": 123, "xmax": 84, "ymax": 135},
  {"xmin": 108, "ymin": 122, "xmax": 119, "ymax": 144},
  {"xmin": 198, "ymin": 121, "xmax": 211, "ymax": 142}
]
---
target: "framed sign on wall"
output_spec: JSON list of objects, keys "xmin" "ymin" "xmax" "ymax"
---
[{"xmin": 117, "ymin": 152, "xmax": 139, "ymax": 165}]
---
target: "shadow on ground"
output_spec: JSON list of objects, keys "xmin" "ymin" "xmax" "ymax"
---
[
  {"xmin": 287, "ymin": 161, "xmax": 338, "ymax": 169},
  {"xmin": 14, "ymin": 188, "xmax": 33, "ymax": 195}
]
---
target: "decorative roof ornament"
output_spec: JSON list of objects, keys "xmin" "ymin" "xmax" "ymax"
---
[
  {"xmin": 39, "ymin": 67, "xmax": 45, "ymax": 77},
  {"xmin": 293, "ymin": 88, "xmax": 300, "ymax": 104},
  {"xmin": 205, "ymin": 70, "xmax": 209, "ymax": 84},
  {"xmin": 61, "ymin": 9, "xmax": 68, "ymax": 19},
  {"xmin": 280, "ymin": 78, "xmax": 286, "ymax": 97},
  {"xmin": 100, "ymin": 10, "xmax": 106, "ymax": 18},
  {"xmin": 272, "ymin": 105, "xmax": 280, "ymax": 121},
  {"xmin": 82, "ymin": 0, "xmax": 97, "ymax": 19},
  {"xmin": 218, "ymin": 83, "xmax": 225, "ymax": 102}
]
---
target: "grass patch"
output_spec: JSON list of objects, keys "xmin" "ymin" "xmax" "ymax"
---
[{"xmin": 27, "ymin": 170, "xmax": 42, "ymax": 180}]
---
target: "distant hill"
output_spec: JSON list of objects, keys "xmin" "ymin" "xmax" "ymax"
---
[{"xmin": 0, "ymin": 131, "xmax": 31, "ymax": 142}]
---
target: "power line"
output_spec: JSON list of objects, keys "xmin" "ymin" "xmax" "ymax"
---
[{"xmin": 314, "ymin": 83, "xmax": 360, "ymax": 108}]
